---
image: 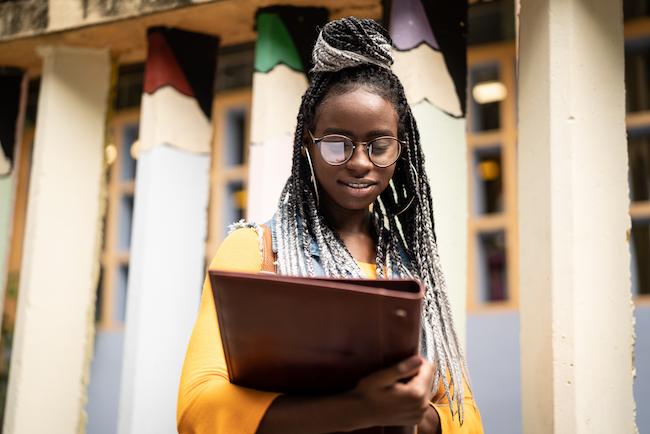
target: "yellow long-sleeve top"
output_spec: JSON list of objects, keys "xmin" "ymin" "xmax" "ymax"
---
[{"xmin": 177, "ymin": 228, "xmax": 484, "ymax": 434}]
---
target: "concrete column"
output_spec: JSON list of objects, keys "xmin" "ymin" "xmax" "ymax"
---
[
  {"xmin": 247, "ymin": 6, "xmax": 327, "ymax": 223},
  {"xmin": 389, "ymin": 0, "xmax": 468, "ymax": 345},
  {"xmin": 3, "ymin": 46, "xmax": 110, "ymax": 434},
  {"xmin": 117, "ymin": 28, "xmax": 218, "ymax": 434},
  {"xmin": 518, "ymin": 0, "xmax": 635, "ymax": 432}
]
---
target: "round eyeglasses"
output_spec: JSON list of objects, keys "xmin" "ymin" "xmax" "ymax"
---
[{"xmin": 308, "ymin": 131, "xmax": 403, "ymax": 168}]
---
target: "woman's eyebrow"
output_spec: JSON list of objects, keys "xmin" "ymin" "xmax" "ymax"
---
[
  {"xmin": 321, "ymin": 127, "xmax": 396, "ymax": 137},
  {"xmin": 322, "ymin": 127, "xmax": 354, "ymax": 136}
]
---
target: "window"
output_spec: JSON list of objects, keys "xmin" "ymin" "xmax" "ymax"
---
[
  {"xmin": 468, "ymin": 0, "xmax": 515, "ymax": 46},
  {"xmin": 626, "ymin": 34, "xmax": 650, "ymax": 302},
  {"xmin": 625, "ymin": 0, "xmax": 650, "ymax": 21},
  {"xmin": 476, "ymin": 231, "xmax": 508, "ymax": 303},
  {"xmin": 206, "ymin": 90, "xmax": 252, "ymax": 261},
  {"xmin": 473, "ymin": 147, "xmax": 504, "ymax": 215},
  {"xmin": 469, "ymin": 64, "xmax": 502, "ymax": 132},
  {"xmin": 96, "ymin": 111, "xmax": 138, "ymax": 331},
  {"xmin": 467, "ymin": 43, "xmax": 518, "ymax": 310}
]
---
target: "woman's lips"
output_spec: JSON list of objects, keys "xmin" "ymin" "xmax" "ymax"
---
[{"xmin": 338, "ymin": 180, "xmax": 377, "ymax": 197}]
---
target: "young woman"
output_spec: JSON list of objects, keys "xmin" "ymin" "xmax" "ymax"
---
[{"xmin": 178, "ymin": 17, "xmax": 483, "ymax": 434}]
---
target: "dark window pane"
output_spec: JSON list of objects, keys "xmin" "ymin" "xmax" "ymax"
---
[
  {"xmin": 468, "ymin": 0, "xmax": 515, "ymax": 46},
  {"xmin": 624, "ymin": 0, "xmax": 650, "ymax": 20},
  {"xmin": 625, "ymin": 41, "xmax": 650, "ymax": 112},
  {"xmin": 470, "ymin": 65, "xmax": 502, "ymax": 132},
  {"xmin": 223, "ymin": 181, "xmax": 246, "ymax": 238},
  {"xmin": 120, "ymin": 123, "xmax": 138, "ymax": 181},
  {"xmin": 473, "ymin": 148, "xmax": 504, "ymax": 214},
  {"xmin": 224, "ymin": 109, "xmax": 246, "ymax": 166},
  {"xmin": 25, "ymin": 78, "xmax": 40, "ymax": 129},
  {"xmin": 628, "ymin": 130, "xmax": 650, "ymax": 202},
  {"xmin": 215, "ymin": 43, "xmax": 255, "ymax": 92},
  {"xmin": 117, "ymin": 195, "xmax": 134, "ymax": 253},
  {"xmin": 632, "ymin": 219, "xmax": 650, "ymax": 296},
  {"xmin": 477, "ymin": 231, "xmax": 508, "ymax": 302},
  {"xmin": 114, "ymin": 63, "xmax": 144, "ymax": 111},
  {"xmin": 114, "ymin": 265, "xmax": 129, "ymax": 323}
]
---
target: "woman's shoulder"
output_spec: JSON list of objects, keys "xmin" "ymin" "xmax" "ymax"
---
[{"xmin": 208, "ymin": 225, "xmax": 263, "ymax": 273}]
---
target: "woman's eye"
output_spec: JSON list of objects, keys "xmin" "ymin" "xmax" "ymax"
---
[{"xmin": 372, "ymin": 140, "xmax": 392, "ymax": 153}]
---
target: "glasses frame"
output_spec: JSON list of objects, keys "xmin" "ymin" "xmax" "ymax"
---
[{"xmin": 308, "ymin": 130, "xmax": 403, "ymax": 168}]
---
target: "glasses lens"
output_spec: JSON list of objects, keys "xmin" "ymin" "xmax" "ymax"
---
[
  {"xmin": 370, "ymin": 137, "xmax": 400, "ymax": 167},
  {"xmin": 319, "ymin": 135, "xmax": 353, "ymax": 165}
]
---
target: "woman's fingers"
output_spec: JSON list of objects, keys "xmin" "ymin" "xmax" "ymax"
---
[
  {"xmin": 393, "ymin": 360, "xmax": 435, "ymax": 400},
  {"xmin": 357, "ymin": 356, "xmax": 423, "ymax": 390},
  {"xmin": 347, "ymin": 357, "xmax": 439, "ymax": 427}
]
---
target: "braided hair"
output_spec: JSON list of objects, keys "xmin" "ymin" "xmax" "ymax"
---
[{"xmin": 273, "ymin": 17, "xmax": 469, "ymax": 422}]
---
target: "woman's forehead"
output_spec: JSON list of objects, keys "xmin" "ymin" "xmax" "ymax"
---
[{"xmin": 313, "ymin": 88, "xmax": 398, "ymax": 136}]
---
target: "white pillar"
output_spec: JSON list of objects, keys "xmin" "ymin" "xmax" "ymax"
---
[
  {"xmin": 390, "ymin": 0, "xmax": 468, "ymax": 345},
  {"xmin": 118, "ymin": 28, "xmax": 217, "ymax": 434},
  {"xmin": 518, "ymin": 0, "xmax": 636, "ymax": 432},
  {"xmin": 247, "ymin": 7, "xmax": 327, "ymax": 223},
  {"xmin": 3, "ymin": 46, "xmax": 110, "ymax": 434}
]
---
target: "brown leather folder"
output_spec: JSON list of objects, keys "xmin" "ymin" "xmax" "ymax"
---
[{"xmin": 209, "ymin": 270, "xmax": 423, "ymax": 394}]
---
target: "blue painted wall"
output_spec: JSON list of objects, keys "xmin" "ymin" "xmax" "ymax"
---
[
  {"xmin": 467, "ymin": 311, "xmax": 521, "ymax": 434},
  {"xmin": 87, "ymin": 330, "xmax": 124, "ymax": 434},
  {"xmin": 467, "ymin": 306, "xmax": 650, "ymax": 433},
  {"xmin": 635, "ymin": 305, "xmax": 650, "ymax": 433}
]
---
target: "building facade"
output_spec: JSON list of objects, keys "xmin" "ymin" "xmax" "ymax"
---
[{"xmin": 0, "ymin": 0, "xmax": 645, "ymax": 433}]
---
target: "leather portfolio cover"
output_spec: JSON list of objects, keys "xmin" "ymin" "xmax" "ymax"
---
[
  {"xmin": 209, "ymin": 270, "xmax": 423, "ymax": 433},
  {"xmin": 209, "ymin": 270, "xmax": 424, "ymax": 394}
]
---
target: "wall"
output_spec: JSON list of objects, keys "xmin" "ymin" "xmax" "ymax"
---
[
  {"xmin": 635, "ymin": 305, "xmax": 650, "ymax": 432},
  {"xmin": 467, "ymin": 311, "xmax": 521, "ymax": 434},
  {"xmin": 87, "ymin": 331, "xmax": 125, "ymax": 434},
  {"xmin": 467, "ymin": 307, "xmax": 650, "ymax": 434}
]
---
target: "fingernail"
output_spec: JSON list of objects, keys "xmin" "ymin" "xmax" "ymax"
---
[{"xmin": 398, "ymin": 356, "xmax": 422, "ymax": 373}]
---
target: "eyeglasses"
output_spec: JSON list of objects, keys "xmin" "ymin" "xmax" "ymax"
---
[{"xmin": 308, "ymin": 131, "xmax": 403, "ymax": 168}]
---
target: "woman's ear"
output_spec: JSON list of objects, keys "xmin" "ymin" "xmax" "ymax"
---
[{"xmin": 301, "ymin": 130, "xmax": 311, "ymax": 156}]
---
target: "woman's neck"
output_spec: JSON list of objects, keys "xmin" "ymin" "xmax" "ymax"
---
[
  {"xmin": 320, "ymin": 198, "xmax": 377, "ymax": 263},
  {"xmin": 320, "ymin": 200, "xmax": 371, "ymax": 236}
]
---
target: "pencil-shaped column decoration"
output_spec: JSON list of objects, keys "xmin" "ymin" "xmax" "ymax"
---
[
  {"xmin": 247, "ymin": 6, "xmax": 328, "ymax": 223},
  {"xmin": 389, "ymin": 0, "xmax": 469, "ymax": 343},
  {"xmin": 118, "ymin": 28, "xmax": 218, "ymax": 434}
]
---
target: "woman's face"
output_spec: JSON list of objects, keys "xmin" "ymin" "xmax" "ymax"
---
[{"xmin": 307, "ymin": 87, "xmax": 399, "ymax": 213}]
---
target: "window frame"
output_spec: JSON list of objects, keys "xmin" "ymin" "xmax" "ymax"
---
[
  {"xmin": 97, "ymin": 109, "xmax": 139, "ymax": 332},
  {"xmin": 624, "ymin": 16, "xmax": 650, "ymax": 305},
  {"xmin": 466, "ymin": 42, "xmax": 518, "ymax": 312},
  {"xmin": 206, "ymin": 88, "xmax": 252, "ymax": 263}
]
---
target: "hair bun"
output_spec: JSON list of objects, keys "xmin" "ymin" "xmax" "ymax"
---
[{"xmin": 311, "ymin": 17, "xmax": 394, "ymax": 73}]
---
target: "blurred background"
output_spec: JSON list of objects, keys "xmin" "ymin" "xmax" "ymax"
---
[{"xmin": 0, "ymin": 0, "xmax": 647, "ymax": 433}]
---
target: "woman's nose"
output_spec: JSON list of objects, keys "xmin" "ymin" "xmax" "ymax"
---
[{"xmin": 346, "ymin": 144, "xmax": 373, "ymax": 173}]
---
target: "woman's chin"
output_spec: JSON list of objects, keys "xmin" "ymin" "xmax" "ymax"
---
[{"xmin": 331, "ymin": 196, "xmax": 377, "ymax": 212}]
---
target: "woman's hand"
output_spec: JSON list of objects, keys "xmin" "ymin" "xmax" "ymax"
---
[
  {"xmin": 347, "ymin": 355, "xmax": 438, "ymax": 429},
  {"xmin": 257, "ymin": 356, "xmax": 441, "ymax": 434}
]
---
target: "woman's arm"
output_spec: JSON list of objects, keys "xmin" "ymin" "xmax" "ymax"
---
[
  {"xmin": 177, "ymin": 228, "xmax": 280, "ymax": 434},
  {"xmin": 257, "ymin": 356, "xmax": 440, "ymax": 434}
]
